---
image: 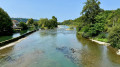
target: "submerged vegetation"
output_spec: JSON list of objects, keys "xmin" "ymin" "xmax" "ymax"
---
[{"xmin": 62, "ymin": 0, "xmax": 120, "ymax": 49}]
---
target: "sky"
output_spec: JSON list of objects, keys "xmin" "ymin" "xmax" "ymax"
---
[{"xmin": 0, "ymin": 0, "xmax": 120, "ymax": 22}]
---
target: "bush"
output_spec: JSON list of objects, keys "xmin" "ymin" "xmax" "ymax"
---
[
  {"xmin": 97, "ymin": 33, "xmax": 106, "ymax": 39},
  {"xmin": 108, "ymin": 25, "xmax": 120, "ymax": 48},
  {"xmin": 81, "ymin": 25, "xmax": 89, "ymax": 32},
  {"xmin": 19, "ymin": 22, "xmax": 28, "ymax": 30},
  {"xmin": 26, "ymin": 18, "xmax": 34, "ymax": 26},
  {"xmin": 82, "ymin": 32, "xmax": 90, "ymax": 38}
]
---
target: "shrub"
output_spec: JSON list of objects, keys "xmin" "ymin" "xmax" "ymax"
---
[
  {"xmin": 97, "ymin": 33, "xmax": 106, "ymax": 39},
  {"xmin": 81, "ymin": 25, "xmax": 89, "ymax": 32},
  {"xmin": 19, "ymin": 22, "xmax": 28, "ymax": 30},
  {"xmin": 88, "ymin": 23, "xmax": 105, "ymax": 37},
  {"xmin": 108, "ymin": 25, "xmax": 120, "ymax": 48},
  {"xmin": 82, "ymin": 32, "xmax": 90, "ymax": 38}
]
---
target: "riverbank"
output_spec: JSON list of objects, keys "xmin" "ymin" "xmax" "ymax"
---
[
  {"xmin": 77, "ymin": 32, "xmax": 120, "ymax": 55},
  {"xmin": 90, "ymin": 38, "xmax": 120, "ymax": 55},
  {"xmin": 77, "ymin": 32, "xmax": 109, "ymax": 45},
  {"xmin": 90, "ymin": 39, "xmax": 110, "ymax": 46},
  {"xmin": 0, "ymin": 25, "xmax": 120, "ymax": 67},
  {"xmin": 0, "ymin": 37, "xmax": 26, "ymax": 50}
]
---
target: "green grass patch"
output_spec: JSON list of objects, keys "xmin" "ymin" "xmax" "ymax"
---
[{"xmin": 94, "ymin": 38, "xmax": 108, "ymax": 42}]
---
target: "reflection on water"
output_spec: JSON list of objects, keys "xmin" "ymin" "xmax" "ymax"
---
[
  {"xmin": 0, "ymin": 46, "xmax": 14, "ymax": 66},
  {"xmin": 0, "ymin": 46, "xmax": 14, "ymax": 58},
  {"xmin": 0, "ymin": 25, "xmax": 120, "ymax": 67},
  {"xmin": 76, "ymin": 34, "xmax": 103, "ymax": 67},
  {"xmin": 40, "ymin": 29, "xmax": 57, "ymax": 37},
  {"xmin": 107, "ymin": 46, "xmax": 120, "ymax": 64},
  {"xmin": 76, "ymin": 33, "xmax": 120, "ymax": 67}
]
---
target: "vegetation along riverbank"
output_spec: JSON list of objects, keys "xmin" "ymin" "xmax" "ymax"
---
[
  {"xmin": 62, "ymin": 0, "xmax": 120, "ymax": 53},
  {"xmin": 0, "ymin": 6, "xmax": 58, "ymax": 49}
]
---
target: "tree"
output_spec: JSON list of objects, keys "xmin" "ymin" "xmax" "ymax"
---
[
  {"xmin": 0, "ymin": 8, "xmax": 13, "ymax": 35},
  {"xmin": 108, "ymin": 25, "xmax": 120, "ymax": 48},
  {"xmin": 38, "ymin": 16, "xmax": 58, "ymax": 29},
  {"xmin": 49, "ymin": 19, "xmax": 56, "ymax": 29},
  {"xmin": 81, "ymin": 0, "xmax": 103, "ymax": 24},
  {"xmin": 33, "ymin": 21, "xmax": 39, "ymax": 29},
  {"xmin": 38, "ymin": 18, "xmax": 49, "ymax": 28},
  {"xmin": 62, "ymin": 20, "xmax": 74, "ymax": 25},
  {"xmin": 27, "ymin": 18, "xmax": 34, "ymax": 26},
  {"xmin": 52, "ymin": 16, "xmax": 57, "ymax": 22},
  {"xmin": 52, "ymin": 16, "xmax": 58, "ymax": 27},
  {"xmin": 19, "ymin": 22, "xmax": 28, "ymax": 30}
]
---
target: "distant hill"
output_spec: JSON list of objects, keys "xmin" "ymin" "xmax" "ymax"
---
[{"xmin": 11, "ymin": 18, "xmax": 39, "ymax": 22}]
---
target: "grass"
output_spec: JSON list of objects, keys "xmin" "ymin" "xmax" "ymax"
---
[
  {"xmin": 94, "ymin": 38, "xmax": 108, "ymax": 43},
  {"xmin": 77, "ymin": 32, "xmax": 108, "ymax": 43},
  {"xmin": 77, "ymin": 32, "xmax": 83, "ymax": 35}
]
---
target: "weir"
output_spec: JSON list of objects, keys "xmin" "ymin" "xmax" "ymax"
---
[{"xmin": 0, "ymin": 30, "xmax": 37, "ymax": 47}]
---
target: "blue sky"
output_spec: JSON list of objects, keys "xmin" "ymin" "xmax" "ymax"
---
[{"xmin": 0, "ymin": 0, "xmax": 120, "ymax": 22}]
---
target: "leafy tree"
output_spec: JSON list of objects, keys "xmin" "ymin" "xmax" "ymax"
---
[
  {"xmin": 33, "ymin": 21, "xmax": 39, "ymax": 29},
  {"xmin": 108, "ymin": 25, "xmax": 120, "ymax": 48},
  {"xmin": 39, "ymin": 18, "xmax": 49, "ymax": 28},
  {"xmin": 62, "ymin": 20, "xmax": 74, "ymax": 25},
  {"xmin": 52, "ymin": 16, "xmax": 58, "ymax": 27},
  {"xmin": 0, "ymin": 8, "xmax": 13, "ymax": 35},
  {"xmin": 89, "ymin": 23, "xmax": 104, "ymax": 36},
  {"xmin": 49, "ymin": 19, "xmax": 56, "ymax": 29},
  {"xmin": 81, "ymin": 0, "xmax": 103, "ymax": 24},
  {"xmin": 27, "ymin": 18, "xmax": 34, "ymax": 26},
  {"xmin": 38, "ymin": 16, "xmax": 58, "ymax": 29},
  {"xmin": 52, "ymin": 16, "xmax": 57, "ymax": 22},
  {"xmin": 19, "ymin": 22, "xmax": 28, "ymax": 30}
]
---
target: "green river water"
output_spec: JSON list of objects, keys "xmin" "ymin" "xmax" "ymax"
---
[{"xmin": 0, "ymin": 25, "xmax": 120, "ymax": 67}]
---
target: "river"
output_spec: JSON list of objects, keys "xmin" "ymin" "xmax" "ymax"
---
[{"xmin": 0, "ymin": 25, "xmax": 120, "ymax": 67}]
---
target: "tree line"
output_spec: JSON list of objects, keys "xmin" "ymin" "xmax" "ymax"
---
[
  {"xmin": 62, "ymin": 0, "xmax": 120, "ymax": 49},
  {"xmin": 0, "ymin": 7, "xmax": 58, "ymax": 36}
]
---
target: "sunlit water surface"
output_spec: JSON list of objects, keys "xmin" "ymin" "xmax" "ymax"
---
[{"xmin": 0, "ymin": 25, "xmax": 120, "ymax": 67}]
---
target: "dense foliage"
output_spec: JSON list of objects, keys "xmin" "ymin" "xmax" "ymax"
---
[
  {"xmin": 108, "ymin": 25, "xmax": 120, "ymax": 48},
  {"xmin": 38, "ymin": 16, "xmax": 58, "ymax": 29},
  {"xmin": 27, "ymin": 18, "xmax": 34, "ymax": 26},
  {"xmin": 19, "ymin": 22, "xmax": 28, "ymax": 30},
  {"xmin": 33, "ymin": 21, "xmax": 39, "ymax": 29},
  {"xmin": 0, "ymin": 8, "xmax": 13, "ymax": 35},
  {"xmin": 52, "ymin": 16, "xmax": 58, "ymax": 27},
  {"xmin": 81, "ymin": 0, "xmax": 103, "ymax": 24},
  {"xmin": 62, "ymin": 0, "xmax": 120, "ymax": 48}
]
